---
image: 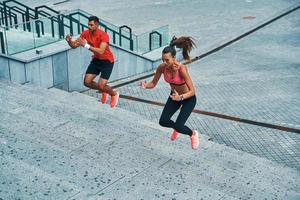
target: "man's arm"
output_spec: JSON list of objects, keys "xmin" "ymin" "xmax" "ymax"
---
[
  {"xmin": 76, "ymin": 37, "xmax": 107, "ymax": 55},
  {"xmin": 88, "ymin": 41, "xmax": 107, "ymax": 55},
  {"xmin": 65, "ymin": 34, "xmax": 81, "ymax": 49}
]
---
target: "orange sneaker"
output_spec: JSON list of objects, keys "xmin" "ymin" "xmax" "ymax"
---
[
  {"xmin": 101, "ymin": 92, "xmax": 108, "ymax": 104},
  {"xmin": 170, "ymin": 129, "xmax": 179, "ymax": 141},
  {"xmin": 190, "ymin": 130, "xmax": 199, "ymax": 150},
  {"xmin": 110, "ymin": 92, "xmax": 119, "ymax": 108}
]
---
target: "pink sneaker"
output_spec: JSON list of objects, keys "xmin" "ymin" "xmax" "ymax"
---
[
  {"xmin": 190, "ymin": 130, "xmax": 199, "ymax": 150},
  {"xmin": 170, "ymin": 129, "xmax": 179, "ymax": 141},
  {"xmin": 110, "ymin": 92, "xmax": 119, "ymax": 108},
  {"xmin": 101, "ymin": 92, "xmax": 108, "ymax": 104}
]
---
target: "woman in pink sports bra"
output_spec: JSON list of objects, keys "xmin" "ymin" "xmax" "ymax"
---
[{"xmin": 140, "ymin": 36, "xmax": 199, "ymax": 150}]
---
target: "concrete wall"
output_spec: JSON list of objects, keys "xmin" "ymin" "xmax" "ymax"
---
[{"xmin": 0, "ymin": 43, "xmax": 159, "ymax": 92}]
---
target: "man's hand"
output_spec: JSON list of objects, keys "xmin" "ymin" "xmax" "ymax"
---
[
  {"xmin": 65, "ymin": 34, "xmax": 82, "ymax": 48},
  {"xmin": 77, "ymin": 38, "xmax": 87, "ymax": 47},
  {"xmin": 65, "ymin": 34, "xmax": 72, "ymax": 42}
]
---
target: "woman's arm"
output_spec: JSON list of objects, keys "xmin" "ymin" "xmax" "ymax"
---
[
  {"xmin": 140, "ymin": 64, "xmax": 164, "ymax": 89},
  {"xmin": 179, "ymin": 65, "xmax": 196, "ymax": 99}
]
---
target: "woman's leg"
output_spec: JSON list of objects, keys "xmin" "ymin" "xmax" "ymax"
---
[
  {"xmin": 159, "ymin": 97, "xmax": 181, "ymax": 128},
  {"xmin": 173, "ymin": 96, "xmax": 196, "ymax": 136}
]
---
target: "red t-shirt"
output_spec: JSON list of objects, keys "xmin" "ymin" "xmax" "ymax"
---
[{"xmin": 80, "ymin": 29, "xmax": 114, "ymax": 63}]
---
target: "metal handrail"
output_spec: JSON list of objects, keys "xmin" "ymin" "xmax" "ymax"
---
[
  {"xmin": 9, "ymin": 6, "xmax": 29, "ymax": 30},
  {"xmin": 0, "ymin": 6, "xmax": 18, "ymax": 27},
  {"xmin": 1, "ymin": 1, "xmax": 166, "ymax": 55},
  {"xmin": 69, "ymin": 11, "xmax": 133, "ymax": 48},
  {"xmin": 149, "ymin": 31, "xmax": 162, "ymax": 51},
  {"xmin": 3, "ymin": 0, "xmax": 55, "ymax": 31},
  {"xmin": 35, "ymin": 6, "xmax": 58, "ymax": 38},
  {"xmin": 35, "ymin": 5, "xmax": 59, "ymax": 18},
  {"xmin": 3, "ymin": 0, "xmax": 36, "ymax": 31},
  {"xmin": 119, "ymin": 25, "xmax": 133, "ymax": 50}
]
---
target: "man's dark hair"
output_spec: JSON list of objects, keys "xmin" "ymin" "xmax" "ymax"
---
[{"xmin": 88, "ymin": 16, "xmax": 99, "ymax": 24}]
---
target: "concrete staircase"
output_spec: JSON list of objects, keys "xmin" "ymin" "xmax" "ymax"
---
[{"xmin": 0, "ymin": 81, "xmax": 299, "ymax": 200}]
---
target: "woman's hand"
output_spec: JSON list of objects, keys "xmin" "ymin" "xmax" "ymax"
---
[
  {"xmin": 140, "ymin": 80, "xmax": 147, "ymax": 89},
  {"xmin": 170, "ymin": 90, "xmax": 181, "ymax": 101}
]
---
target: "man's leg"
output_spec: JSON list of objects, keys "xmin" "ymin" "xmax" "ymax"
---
[
  {"xmin": 97, "ymin": 61, "xmax": 119, "ymax": 108},
  {"xmin": 84, "ymin": 59, "xmax": 101, "ymax": 90},
  {"xmin": 98, "ymin": 78, "xmax": 116, "ymax": 96},
  {"xmin": 83, "ymin": 74, "xmax": 98, "ymax": 90},
  {"xmin": 98, "ymin": 78, "xmax": 119, "ymax": 108},
  {"xmin": 97, "ymin": 60, "xmax": 116, "ymax": 96}
]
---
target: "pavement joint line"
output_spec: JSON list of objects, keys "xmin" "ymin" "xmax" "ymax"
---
[
  {"xmin": 218, "ymin": 192, "xmax": 230, "ymax": 200},
  {"xmin": 158, "ymin": 158, "xmax": 173, "ymax": 168},
  {"xmin": 110, "ymin": 4, "xmax": 300, "ymax": 90},
  {"xmin": 53, "ymin": 120, "xmax": 70, "ymax": 130},
  {"xmin": 119, "ymin": 94, "xmax": 300, "ymax": 134},
  {"xmin": 53, "ymin": 0, "xmax": 70, "ymax": 5},
  {"xmin": 130, "ymin": 165, "xmax": 153, "ymax": 180},
  {"xmin": 66, "ymin": 191, "xmax": 81, "ymax": 200},
  {"xmin": 94, "ymin": 175, "xmax": 126, "ymax": 195},
  {"xmin": 83, "ymin": 158, "xmax": 175, "ymax": 197},
  {"xmin": 68, "ymin": 142, "xmax": 90, "ymax": 155}
]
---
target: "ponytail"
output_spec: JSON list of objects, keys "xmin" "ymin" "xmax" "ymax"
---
[{"xmin": 170, "ymin": 36, "xmax": 196, "ymax": 60}]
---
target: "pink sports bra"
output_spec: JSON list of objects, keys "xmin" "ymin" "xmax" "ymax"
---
[{"xmin": 163, "ymin": 66, "xmax": 186, "ymax": 85}]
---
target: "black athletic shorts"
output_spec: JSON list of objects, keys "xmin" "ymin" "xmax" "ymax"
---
[{"xmin": 86, "ymin": 59, "xmax": 114, "ymax": 80}]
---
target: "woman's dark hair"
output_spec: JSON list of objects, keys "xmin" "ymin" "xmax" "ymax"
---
[
  {"xmin": 162, "ymin": 36, "xmax": 196, "ymax": 60},
  {"xmin": 88, "ymin": 16, "xmax": 100, "ymax": 24}
]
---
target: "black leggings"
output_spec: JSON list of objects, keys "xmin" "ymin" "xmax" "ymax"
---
[{"xmin": 159, "ymin": 95, "xmax": 196, "ymax": 136}]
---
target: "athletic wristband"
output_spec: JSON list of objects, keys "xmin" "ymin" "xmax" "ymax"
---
[{"xmin": 84, "ymin": 43, "xmax": 91, "ymax": 49}]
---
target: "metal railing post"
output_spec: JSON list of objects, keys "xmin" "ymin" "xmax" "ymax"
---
[
  {"xmin": 40, "ymin": 21, "xmax": 44, "ymax": 35},
  {"xmin": 119, "ymin": 25, "xmax": 133, "ymax": 50},
  {"xmin": 8, "ymin": 7, "xmax": 12, "ymax": 26},
  {"xmin": 25, "ymin": 7, "xmax": 30, "ymax": 31},
  {"xmin": 60, "ymin": 15, "xmax": 65, "ymax": 38},
  {"xmin": 69, "ymin": 14, "xmax": 73, "ymax": 35},
  {"xmin": 0, "ymin": 31, "xmax": 5, "ymax": 54},
  {"xmin": 34, "ymin": 7, "xmax": 40, "ymax": 37},
  {"xmin": 21, "ymin": 14, "xmax": 26, "ymax": 30},
  {"xmin": 149, "ymin": 31, "xmax": 162, "ymax": 51},
  {"xmin": 0, "ymin": 8, "xmax": 4, "ymax": 25},
  {"xmin": 13, "ymin": 13, "xmax": 17, "ymax": 27},
  {"xmin": 3, "ymin": 1, "xmax": 8, "ymax": 27},
  {"xmin": 51, "ymin": 16, "xmax": 55, "ymax": 37}
]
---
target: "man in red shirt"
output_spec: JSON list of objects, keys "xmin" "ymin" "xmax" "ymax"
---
[{"xmin": 65, "ymin": 16, "xmax": 119, "ymax": 108}]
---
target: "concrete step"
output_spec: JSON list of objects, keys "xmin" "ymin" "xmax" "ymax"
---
[
  {"xmin": 0, "ymin": 154, "xmax": 81, "ymax": 200},
  {"xmin": 0, "ymin": 82, "xmax": 173, "ymax": 153},
  {"xmin": 0, "ymin": 81, "xmax": 299, "ymax": 199}
]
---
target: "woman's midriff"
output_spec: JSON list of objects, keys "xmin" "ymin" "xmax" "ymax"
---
[{"xmin": 170, "ymin": 83, "xmax": 190, "ymax": 95}]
